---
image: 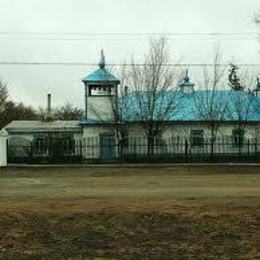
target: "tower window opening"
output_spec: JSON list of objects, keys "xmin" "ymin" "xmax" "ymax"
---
[{"xmin": 88, "ymin": 84, "xmax": 115, "ymax": 96}]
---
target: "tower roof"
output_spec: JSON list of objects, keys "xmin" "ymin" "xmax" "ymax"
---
[
  {"xmin": 179, "ymin": 70, "xmax": 195, "ymax": 88},
  {"xmin": 82, "ymin": 50, "xmax": 120, "ymax": 84}
]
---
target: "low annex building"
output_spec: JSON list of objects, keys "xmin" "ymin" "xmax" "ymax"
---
[{"xmin": 4, "ymin": 51, "xmax": 260, "ymax": 162}]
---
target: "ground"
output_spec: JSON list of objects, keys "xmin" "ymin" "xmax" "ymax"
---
[{"xmin": 0, "ymin": 165, "xmax": 260, "ymax": 259}]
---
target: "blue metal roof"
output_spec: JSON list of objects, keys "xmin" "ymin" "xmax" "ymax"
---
[
  {"xmin": 83, "ymin": 67, "xmax": 120, "ymax": 83},
  {"xmin": 121, "ymin": 90, "xmax": 260, "ymax": 122},
  {"xmin": 79, "ymin": 89, "xmax": 260, "ymax": 124}
]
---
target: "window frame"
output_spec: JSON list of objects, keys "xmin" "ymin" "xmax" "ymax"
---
[
  {"xmin": 232, "ymin": 129, "xmax": 244, "ymax": 147},
  {"xmin": 191, "ymin": 130, "xmax": 204, "ymax": 147},
  {"xmin": 32, "ymin": 135, "xmax": 48, "ymax": 155}
]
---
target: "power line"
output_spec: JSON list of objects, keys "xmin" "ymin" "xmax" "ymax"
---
[
  {"xmin": 0, "ymin": 32, "xmax": 258, "ymax": 42},
  {"xmin": 0, "ymin": 32, "xmax": 259, "ymax": 36},
  {"xmin": 0, "ymin": 37, "xmax": 257, "ymax": 42},
  {"xmin": 0, "ymin": 62, "xmax": 260, "ymax": 67}
]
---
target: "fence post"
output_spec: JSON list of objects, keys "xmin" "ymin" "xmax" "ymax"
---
[
  {"xmin": 80, "ymin": 141, "xmax": 83, "ymax": 160},
  {"xmin": 0, "ymin": 129, "xmax": 8, "ymax": 167},
  {"xmin": 185, "ymin": 139, "xmax": 188, "ymax": 163},
  {"xmin": 247, "ymin": 139, "xmax": 250, "ymax": 158},
  {"xmin": 253, "ymin": 139, "xmax": 257, "ymax": 162}
]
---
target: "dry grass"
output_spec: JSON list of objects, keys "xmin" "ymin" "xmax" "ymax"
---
[{"xmin": 0, "ymin": 166, "xmax": 260, "ymax": 259}]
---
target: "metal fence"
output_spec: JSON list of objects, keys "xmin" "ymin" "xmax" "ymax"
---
[{"xmin": 7, "ymin": 138, "xmax": 260, "ymax": 164}]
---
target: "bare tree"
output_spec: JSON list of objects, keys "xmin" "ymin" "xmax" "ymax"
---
[
  {"xmin": 255, "ymin": 11, "xmax": 260, "ymax": 25},
  {"xmin": 86, "ymin": 39, "xmax": 182, "ymax": 155},
  {"xmin": 111, "ymin": 65, "xmax": 130, "ymax": 147},
  {"xmin": 0, "ymin": 82, "xmax": 38, "ymax": 128},
  {"xmin": 0, "ymin": 81, "xmax": 8, "ymax": 114},
  {"xmin": 55, "ymin": 103, "xmax": 84, "ymax": 120},
  {"xmin": 228, "ymin": 64, "xmax": 244, "ymax": 91},
  {"xmin": 1, "ymin": 101, "xmax": 38, "ymax": 128},
  {"xmin": 0, "ymin": 82, "xmax": 8, "ymax": 129},
  {"xmin": 193, "ymin": 49, "xmax": 229, "ymax": 159},
  {"xmin": 228, "ymin": 64, "xmax": 257, "ymax": 148},
  {"xmin": 124, "ymin": 37, "xmax": 182, "ymax": 155}
]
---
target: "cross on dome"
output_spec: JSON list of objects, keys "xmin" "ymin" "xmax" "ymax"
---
[
  {"xmin": 184, "ymin": 69, "xmax": 190, "ymax": 82},
  {"xmin": 99, "ymin": 49, "xmax": 106, "ymax": 69},
  {"xmin": 180, "ymin": 69, "xmax": 194, "ymax": 87}
]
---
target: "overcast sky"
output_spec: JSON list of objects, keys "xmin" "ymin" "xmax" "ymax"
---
[{"xmin": 0, "ymin": 0, "xmax": 259, "ymax": 108}]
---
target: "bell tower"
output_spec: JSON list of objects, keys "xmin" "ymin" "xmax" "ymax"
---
[{"xmin": 82, "ymin": 50, "xmax": 120, "ymax": 122}]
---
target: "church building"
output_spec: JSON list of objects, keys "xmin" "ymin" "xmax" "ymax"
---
[{"xmin": 3, "ymin": 51, "xmax": 260, "ymax": 163}]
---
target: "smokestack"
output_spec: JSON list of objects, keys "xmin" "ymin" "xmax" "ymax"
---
[
  {"xmin": 43, "ymin": 93, "xmax": 54, "ymax": 121},
  {"xmin": 47, "ymin": 93, "xmax": 51, "ymax": 114}
]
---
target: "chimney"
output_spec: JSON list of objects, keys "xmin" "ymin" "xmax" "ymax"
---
[
  {"xmin": 47, "ymin": 93, "xmax": 51, "ymax": 114},
  {"xmin": 43, "ymin": 93, "xmax": 54, "ymax": 121}
]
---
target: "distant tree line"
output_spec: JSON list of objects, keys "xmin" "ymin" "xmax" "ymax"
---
[{"xmin": 0, "ymin": 81, "xmax": 84, "ymax": 129}]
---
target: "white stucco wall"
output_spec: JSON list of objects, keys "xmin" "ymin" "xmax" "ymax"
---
[
  {"xmin": 124, "ymin": 123, "xmax": 260, "ymax": 155},
  {"xmin": 126, "ymin": 123, "xmax": 259, "ymax": 140},
  {"xmin": 88, "ymin": 97, "xmax": 114, "ymax": 121},
  {"xmin": 162, "ymin": 124, "xmax": 258, "ymax": 140}
]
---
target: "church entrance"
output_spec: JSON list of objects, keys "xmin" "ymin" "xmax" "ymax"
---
[{"xmin": 100, "ymin": 134, "xmax": 115, "ymax": 160}]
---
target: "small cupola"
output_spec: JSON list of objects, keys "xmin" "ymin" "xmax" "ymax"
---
[
  {"xmin": 179, "ymin": 70, "xmax": 195, "ymax": 94},
  {"xmin": 253, "ymin": 77, "xmax": 260, "ymax": 97}
]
